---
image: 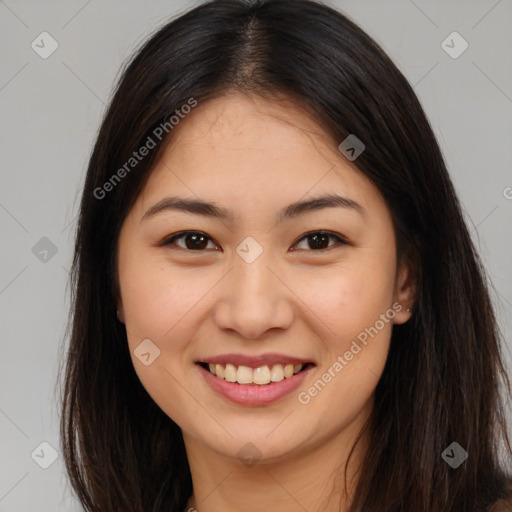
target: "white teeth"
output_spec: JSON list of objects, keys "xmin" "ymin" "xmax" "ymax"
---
[
  {"xmin": 224, "ymin": 364, "xmax": 237, "ymax": 382},
  {"xmin": 270, "ymin": 364, "xmax": 284, "ymax": 382},
  {"xmin": 215, "ymin": 364, "xmax": 225, "ymax": 379},
  {"xmin": 253, "ymin": 366, "xmax": 271, "ymax": 385},
  {"xmin": 236, "ymin": 365, "xmax": 253, "ymax": 384},
  {"xmin": 204, "ymin": 362, "xmax": 305, "ymax": 385}
]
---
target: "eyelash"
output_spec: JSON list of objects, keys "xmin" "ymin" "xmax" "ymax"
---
[{"xmin": 159, "ymin": 230, "xmax": 348, "ymax": 252}]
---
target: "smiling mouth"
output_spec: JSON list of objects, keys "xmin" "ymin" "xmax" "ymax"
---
[{"xmin": 197, "ymin": 362, "xmax": 314, "ymax": 385}]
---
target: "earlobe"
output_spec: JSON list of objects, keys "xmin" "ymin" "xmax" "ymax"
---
[
  {"xmin": 393, "ymin": 252, "xmax": 417, "ymax": 325},
  {"xmin": 116, "ymin": 303, "xmax": 125, "ymax": 324}
]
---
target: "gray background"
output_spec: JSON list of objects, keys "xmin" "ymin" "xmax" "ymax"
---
[{"xmin": 1, "ymin": 0, "xmax": 511, "ymax": 510}]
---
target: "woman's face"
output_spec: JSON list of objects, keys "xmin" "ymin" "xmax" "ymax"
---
[{"xmin": 117, "ymin": 91, "xmax": 414, "ymax": 464}]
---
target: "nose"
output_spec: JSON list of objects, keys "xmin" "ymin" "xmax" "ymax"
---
[{"xmin": 212, "ymin": 251, "xmax": 294, "ymax": 340}]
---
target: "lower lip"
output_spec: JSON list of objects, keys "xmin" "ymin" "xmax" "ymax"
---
[{"xmin": 197, "ymin": 364, "xmax": 315, "ymax": 406}]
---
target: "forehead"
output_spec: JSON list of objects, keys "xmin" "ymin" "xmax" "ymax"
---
[
  {"xmin": 132, "ymin": 91, "xmax": 387, "ymax": 222},
  {"xmin": 170, "ymin": 92, "xmax": 337, "ymax": 148}
]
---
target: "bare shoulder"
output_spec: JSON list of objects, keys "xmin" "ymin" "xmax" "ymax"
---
[
  {"xmin": 488, "ymin": 497, "xmax": 512, "ymax": 512},
  {"xmin": 488, "ymin": 481, "xmax": 512, "ymax": 512}
]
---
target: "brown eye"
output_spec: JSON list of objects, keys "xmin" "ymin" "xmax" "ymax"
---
[
  {"xmin": 162, "ymin": 231, "xmax": 219, "ymax": 251},
  {"xmin": 293, "ymin": 231, "xmax": 346, "ymax": 251}
]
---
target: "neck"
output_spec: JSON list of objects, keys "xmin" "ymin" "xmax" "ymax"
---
[{"xmin": 182, "ymin": 411, "xmax": 369, "ymax": 512}]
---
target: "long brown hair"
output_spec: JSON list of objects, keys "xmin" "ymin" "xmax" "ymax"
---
[{"xmin": 57, "ymin": 1, "xmax": 512, "ymax": 510}]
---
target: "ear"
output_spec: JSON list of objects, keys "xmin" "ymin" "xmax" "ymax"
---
[
  {"xmin": 117, "ymin": 300, "xmax": 126, "ymax": 324},
  {"xmin": 393, "ymin": 249, "xmax": 417, "ymax": 325}
]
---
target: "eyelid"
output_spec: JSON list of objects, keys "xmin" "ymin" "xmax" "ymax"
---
[
  {"xmin": 291, "ymin": 231, "xmax": 349, "ymax": 251},
  {"xmin": 158, "ymin": 230, "xmax": 221, "ymax": 250},
  {"xmin": 159, "ymin": 230, "xmax": 349, "ymax": 252}
]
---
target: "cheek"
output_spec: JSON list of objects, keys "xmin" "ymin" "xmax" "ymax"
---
[
  {"xmin": 118, "ymin": 253, "xmax": 211, "ymax": 426},
  {"xmin": 292, "ymin": 253, "xmax": 395, "ymax": 409},
  {"xmin": 119, "ymin": 249, "xmax": 214, "ymax": 341},
  {"xmin": 296, "ymin": 254, "xmax": 396, "ymax": 345}
]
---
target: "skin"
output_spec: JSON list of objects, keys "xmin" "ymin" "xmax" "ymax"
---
[{"xmin": 116, "ymin": 91, "xmax": 416, "ymax": 512}]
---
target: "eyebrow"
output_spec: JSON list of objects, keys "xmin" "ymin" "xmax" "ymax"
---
[{"xmin": 142, "ymin": 194, "xmax": 364, "ymax": 222}]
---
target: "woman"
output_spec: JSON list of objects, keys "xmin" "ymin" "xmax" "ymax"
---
[{"xmin": 58, "ymin": 0, "xmax": 512, "ymax": 510}]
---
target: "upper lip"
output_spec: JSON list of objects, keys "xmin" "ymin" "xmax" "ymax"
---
[{"xmin": 197, "ymin": 353, "xmax": 315, "ymax": 368}]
